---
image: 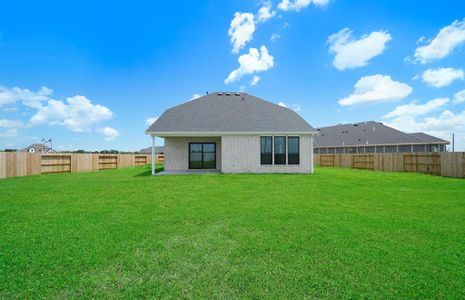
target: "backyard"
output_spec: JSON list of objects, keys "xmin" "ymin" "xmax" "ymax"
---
[{"xmin": 0, "ymin": 165, "xmax": 464, "ymax": 298}]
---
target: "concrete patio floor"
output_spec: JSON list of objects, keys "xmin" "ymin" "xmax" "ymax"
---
[{"xmin": 155, "ymin": 170, "xmax": 221, "ymax": 175}]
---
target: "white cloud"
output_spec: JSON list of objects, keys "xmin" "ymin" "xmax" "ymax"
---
[
  {"xmin": 385, "ymin": 110, "xmax": 465, "ymax": 150},
  {"xmin": 414, "ymin": 19, "xmax": 465, "ymax": 64},
  {"xmin": 97, "ymin": 127, "xmax": 119, "ymax": 141},
  {"xmin": 453, "ymin": 89, "xmax": 465, "ymax": 104},
  {"xmin": 225, "ymin": 46, "xmax": 274, "ymax": 84},
  {"xmin": 338, "ymin": 74, "xmax": 412, "ymax": 106},
  {"xmin": 0, "ymin": 85, "xmax": 53, "ymax": 109},
  {"xmin": 145, "ymin": 116, "xmax": 158, "ymax": 126},
  {"xmin": 0, "ymin": 129, "xmax": 18, "ymax": 137},
  {"xmin": 278, "ymin": 0, "xmax": 329, "ymax": 11},
  {"xmin": 384, "ymin": 98, "xmax": 449, "ymax": 118},
  {"xmin": 0, "ymin": 119, "xmax": 24, "ymax": 129},
  {"xmin": 327, "ymin": 28, "xmax": 392, "ymax": 70},
  {"xmin": 270, "ymin": 33, "xmax": 281, "ymax": 42},
  {"xmin": 278, "ymin": 101, "xmax": 301, "ymax": 112},
  {"xmin": 257, "ymin": 2, "xmax": 276, "ymax": 22},
  {"xmin": 250, "ymin": 75, "xmax": 260, "ymax": 86},
  {"xmin": 0, "ymin": 119, "xmax": 23, "ymax": 138},
  {"xmin": 228, "ymin": 12, "xmax": 255, "ymax": 53},
  {"xmin": 421, "ymin": 67, "xmax": 464, "ymax": 88},
  {"xmin": 29, "ymin": 95, "xmax": 113, "ymax": 132}
]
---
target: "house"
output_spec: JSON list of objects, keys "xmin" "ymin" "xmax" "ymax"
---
[
  {"xmin": 145, "ymin": 92, "xmax": 317, "ymax": 174},
  {"xmin": 138, "ymin": 146, "xmax": 164, "ymax": 154},
  {"xmin": 314, "ymin": 121, "xmax": 449, "ymax": 154},
  {"xmin": 20, "ymin": 143, "xmax": 55, "ymax": 154}
]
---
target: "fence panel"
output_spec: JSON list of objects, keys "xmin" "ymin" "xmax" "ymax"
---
[
  {"xmin": 320, "ymin": 154, "xmax": 335, "ymax": 167},
  {"xmin": 352, "ymin": 154, "xmax": 374, "ymax": 170},
  {"xmin": 313, "ymin": 152, "xmax": 464, "ymax": 179},
  {"xmin": 0, "ymin": 153, "xmax": 153, "ymax": 179},
  {"xmin": 404, "ymin": 153, "xmax": 441, "ymax": 175},
  {"xmin": 41, "ymin": 154, "xmax": 72, "ymax": 174}
]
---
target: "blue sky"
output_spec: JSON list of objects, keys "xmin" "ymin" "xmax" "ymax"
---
[{"xmin": 1, "ymin": 0, "xmax": 465, "ymax": 151}]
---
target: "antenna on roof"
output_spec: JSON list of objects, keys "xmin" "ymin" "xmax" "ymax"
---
[{"xmin": 206, "ymin": 91, "xmax": 209, "ymax": 95}]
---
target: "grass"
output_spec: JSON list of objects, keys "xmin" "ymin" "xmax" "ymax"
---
[{"xmin": 1, "ymin": 165, "xmax": 464, "ymax": 298}]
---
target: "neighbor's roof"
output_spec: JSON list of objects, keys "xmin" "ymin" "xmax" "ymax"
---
[
  {"xmin": 139, "ymin": 146, "xmax": 165, "ymax": 154},
  {"xmin": 146, "ymin": 92, "xmax": 315, "ymax": 134},
  {"xmin": 408, "ymin": 132, "xmax": 449, "ymax": 144},
  {"xmin": 19, "ymin": 143, "xmax": 52, "ymax": 152},
  {"xmin": 314, "ymin": 121, "xmax": 449, "ymax": 147}
]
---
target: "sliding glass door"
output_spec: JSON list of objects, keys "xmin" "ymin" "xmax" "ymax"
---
[{"xmin": 189, "ymin": 143, "xmax": 216, "ymax": 169}]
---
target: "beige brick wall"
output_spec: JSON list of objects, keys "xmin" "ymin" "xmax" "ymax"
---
[
  {"xmin": 221, "ymin": 135, "xmax": 313, "ymax": 173},
  {"xmin": 164, "ymin": 137, "xmax": 222, "ymax": 171}
]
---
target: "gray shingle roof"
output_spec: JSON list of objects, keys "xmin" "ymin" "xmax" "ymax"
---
[
  {"xmin": 19, "ymin": 143, "xmax": 53, "ymax": 152},
  {"xmin": 408, "ymin": 132, "xmax": 449, "ymax": 144},
  {"xmin": 139, "ymin": 146, "xmax": 165, "ymax": 154},
  {"xmin": 146, "ymin": 92, "xmax": 315, "ymax": 134},
  {"xmin": 314, "ymin": 121, "xmax": 449, "ymax": 147}
]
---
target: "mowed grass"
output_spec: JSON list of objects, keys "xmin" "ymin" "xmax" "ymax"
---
[{"xmin": 1, "ymin": 165, "xmax": 464, "ymax": 298}]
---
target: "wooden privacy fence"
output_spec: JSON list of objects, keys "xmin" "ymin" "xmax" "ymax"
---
[
  {"xmin": 315, "ymin": 152, "xmax": 465, "ymax": 178},
  {"xmin": 0, "ymin": 153, "xmax": 162, "ymax": 179}
]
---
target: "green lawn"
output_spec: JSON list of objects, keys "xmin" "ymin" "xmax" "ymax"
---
[{"xmin": 1, "ymin": 165, "xmax": 464, "ymax": 298}]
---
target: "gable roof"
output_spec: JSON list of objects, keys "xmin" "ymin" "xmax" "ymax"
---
[
  {"xmin": 146, "ymin": 92, "xmax": 315, "ymax": 135},
  {"xmin": 314, "ymin": 121, "xmax": 449, "ymax": 147},
  {"xmin": 20, "ymin": 143, "xmax": 53, "ymax": 152}
]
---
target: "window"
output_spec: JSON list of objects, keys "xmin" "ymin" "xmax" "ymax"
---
[
  {"xmin": 260, "ymin": 136, "xmax": 272, "ymax": 165},
  {"xmin": 274, "ymin": 136, "xmax": 286, "ymax": 164},
  {"xmin": 189, "ymin": 143, "xmax": 216, "ymax": 169},
  {"xmin": 287, "ymin": 137, "xmax": 299, "ymax": 164}
]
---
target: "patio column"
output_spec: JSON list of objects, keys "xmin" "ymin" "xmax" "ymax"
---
[
  {"xmin": 310, "ymin": 135, "xmax": 314, "ymax": 174},
  {"xmin": 151, "ymin": 135, "xmax": 156, "ymax": 175}
]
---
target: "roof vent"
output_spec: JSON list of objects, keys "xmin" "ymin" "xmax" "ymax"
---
[
  {"xmin": 235, "ymin": 92, "xmax": 241, "ymax": 96},
  {"xmin": 225, "ymin": 92, "xmax": 231, "ymax": 96},
  {"xmin": 217, "ymin": 92, "xmax": 223, "ymax": 96}
]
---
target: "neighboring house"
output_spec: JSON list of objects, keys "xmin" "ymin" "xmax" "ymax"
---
[
  {"xmin": 314, "ymin": 121, "xmax": 449, "ymax": 154},
  {"xmin": 20, "ymin": 143, "xmax": 55, "ymax": 154},
  {"xmin": 145, "ymin": 92, "xmax": 317, "ymax": 174},
  {"xmin": 139, "ymin": 146, "xmax": 164, "ymax": 154}
]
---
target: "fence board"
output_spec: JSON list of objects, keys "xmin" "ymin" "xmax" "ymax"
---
[{"xmin": 0, "ymin": 152, "xmax": 6, "ymax": 178}]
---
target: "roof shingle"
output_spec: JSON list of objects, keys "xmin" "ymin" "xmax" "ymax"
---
[
  {"xmin": 314, "ymin": 121, "xmax": 449, "ymax": 147},
  {"xmin": 146, "ymin": 92, "xmax": 315, "ymax": 134}
]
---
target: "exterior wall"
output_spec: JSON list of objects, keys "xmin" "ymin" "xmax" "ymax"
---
[
  {"xmin": 221, "ymin": 135, "xmax": 312, "ymax": 173},
  {"xmin": 164, "ymin": 137, "xmax": 221, "ymax": 171}
]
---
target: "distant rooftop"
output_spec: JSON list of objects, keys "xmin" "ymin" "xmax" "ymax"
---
[
  {"xmin": 314, "ymin": 121, "xmax": 449, "ymax": 147},
  {"xmin": 139, "ymin": 146, "xmax": 164, "ymax": 154}
]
